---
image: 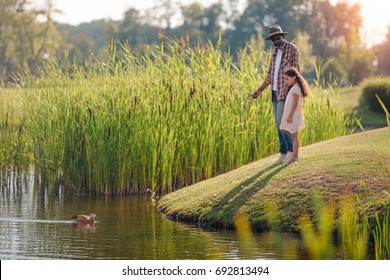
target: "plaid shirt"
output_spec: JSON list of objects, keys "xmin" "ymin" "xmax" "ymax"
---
[{"xmin": 264, "ymin": 40, "xmax": 300, "ymax": 100}]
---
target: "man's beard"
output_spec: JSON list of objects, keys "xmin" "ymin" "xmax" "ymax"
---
[{"xmin": 273, "ymin": 39, "xmax": 284, "ymax": 48}]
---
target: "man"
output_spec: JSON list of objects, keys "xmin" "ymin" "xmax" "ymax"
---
[{"xmin": 251, "ymin": 25, "xmax": 300, "ymax": 164}]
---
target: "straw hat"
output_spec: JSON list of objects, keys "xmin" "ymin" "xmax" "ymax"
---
[{"xmin": 265, "ymin": 25, "xmax": 288, "ymax": 40}]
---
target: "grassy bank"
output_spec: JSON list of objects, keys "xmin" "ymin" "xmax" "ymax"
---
[{"xmin": 158, "ymin": 127, "xmax": 390, "ymax": 233}]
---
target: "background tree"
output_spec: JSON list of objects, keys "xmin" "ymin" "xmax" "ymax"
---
[
  {"xmin": 224, "ymin": 0, "xmax": 268, "ymax": 52},
  {"xmin": 2, "ymin": 0, "xmax": 384, "ymax": 84},
  {"xmin": 317, "ymin": 1, "xmax": 363, "ymax": 51},
  {"xmin": 247, "ymin": 27, "xmax": 265, "ymax": 55},
  {"xmin": 377, "ymin": 25, "xmax": 390, "ymax": 76},
  {"xmin": 0, "ymin": 0, "xmax": 18, "ymax": 81},
  {"xmin": 57, "ymin": 20, "xmax": 107, "ymax": 64},
  {"xmin": 105, "ymin": 19, "xmax": 120, "ymax": 47},
  {"xmin": 339, "ymin": 27, "xmax": 373, "ymax": 85},
  {"xmin": 293, "ymin": 31, "xmax": 318, "ymax": 77},
  {"xmin": 118, "ymin": 8, "xmax": 159, "ymax": 47},
  {"xmin": 147, "ymin": 0, "xmax": 176, "ymax": 30},
  {"xmin": 177, "ymin": 2, "xmax": 215, "ymax": 44},
  {"xmin": 0, "ymin": 0, "xmax": 60, "ymax": 81}
]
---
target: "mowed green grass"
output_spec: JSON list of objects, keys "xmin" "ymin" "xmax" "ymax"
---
[{"xmin": 158, "ymin": 127, "xmax": 390, "ymax": 232}]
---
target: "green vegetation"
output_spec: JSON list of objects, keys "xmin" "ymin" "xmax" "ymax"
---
[
  {"xmin": 296, "ymin": 195, "xmax": 390, "ymax": 259},
  {"xmin": 158, "ymin": 128, "xmax": 390, "ymax": 231},
  {"xmin": 360, "ymin": 77, "xmax": 390, "ymax": 113},
  {"xmin": 341, "ymin": 85, "xmax": 388, "ymax": 129},
  {"xmin": 1, "ymin": 1, "xmax": 389, "ymax": 261},
  {"xmin": 158, "ymin": 127, "xmax": 390, "ymax": 259},
  {"xmin": 2, "ymin": 0, "xmax": 390, "ymax": 87},
  {"xmin": 373, "ymin": 210, "xmax": 390, "ymax": 259},
  {"xmin": 0, "ymin": 88, "xmax": 31, "ymax": 175},
  {"xmin": 1, "ymin": 39, "xmax": 354, "ymax": 194}
]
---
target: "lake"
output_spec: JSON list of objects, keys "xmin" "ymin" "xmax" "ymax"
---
[{"xmin": 0, "ymin": 171, "xmax": 334, "ymax": 260}]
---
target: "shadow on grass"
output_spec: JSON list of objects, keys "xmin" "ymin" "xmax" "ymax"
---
[{"xmin": 200, "ymin": 163, "xmax": 288, "ymax": 227}]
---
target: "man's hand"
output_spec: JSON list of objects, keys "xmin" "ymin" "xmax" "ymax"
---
[{"xmin": 251, "ymin": 89, "xmax": 260, "ymax": 99}]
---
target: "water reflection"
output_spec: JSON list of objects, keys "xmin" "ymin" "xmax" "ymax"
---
[{"xmin": 0, "ymin": 172, "xmax": 309, "ymax": 260}]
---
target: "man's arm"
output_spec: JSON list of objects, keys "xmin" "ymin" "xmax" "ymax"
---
[{"xmin": 251, "ymin": 81, "xmax": 270, "ymax": 98}]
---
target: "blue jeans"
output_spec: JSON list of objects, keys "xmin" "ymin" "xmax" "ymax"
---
[{"xmin": 272, "ymin": 91, "xmax": 293, "ymax": 154}]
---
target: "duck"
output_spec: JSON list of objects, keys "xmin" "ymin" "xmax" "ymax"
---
[{"xmin": 71, "ymin": 213, "xmax": 97, "ymax": 224}]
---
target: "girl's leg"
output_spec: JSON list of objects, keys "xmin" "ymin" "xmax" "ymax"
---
[{"xmin": 291, "ymin": 132, "xmax": 299, "ymax": 159}]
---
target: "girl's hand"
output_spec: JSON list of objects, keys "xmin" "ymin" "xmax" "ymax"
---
[{"xmin": 287, "ymin": 115, "xmax": 293, "ymax": 123}]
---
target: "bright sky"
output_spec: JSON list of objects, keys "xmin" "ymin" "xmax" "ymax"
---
[
  {"xmin": 330, "ymin": 0, "xmax": 390, "ymax": 46},
  {"xmin": 32, "ymin": 0, "xmax": 390, "ymax": 47},
  {"xmin": 32, "ymin": 0, "xmax": 220, "ymax": 24}
]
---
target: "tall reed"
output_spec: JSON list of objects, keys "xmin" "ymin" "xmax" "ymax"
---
[
  {"xmin": 294, "ymin": 194, "xmax": 390, "ymax": 259},
  {"xmin": 0, "ymin": 88, "xmax": 31, "ymax": 185},
  {"xmin": 339, "ymin": 196, "xmax": 369, "ymax": 259},
  {"xmin": 3, "ymin": 38, "xmax": 354, "ymax": 194},
  {"xmin": 373, "ymin": 210, "xmax": 390, "ymax": 259},
  {"xmin": 298, "ymin": 195, "xmax": 335, "ymax": 259}
]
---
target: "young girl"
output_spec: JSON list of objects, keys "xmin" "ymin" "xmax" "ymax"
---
[{"xmin": 280, "ymin": 67, "xmax": 310, "ymax": 164}]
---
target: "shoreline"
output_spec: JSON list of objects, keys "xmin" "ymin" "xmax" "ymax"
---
[{"xmin": 158, "ymin": 127, "xmax": 390, "ymax": 233}]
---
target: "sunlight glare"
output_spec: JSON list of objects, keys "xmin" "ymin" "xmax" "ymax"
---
[{"xmin": 337, "ymin": 0, "xmax": 390, "ymax": 46}]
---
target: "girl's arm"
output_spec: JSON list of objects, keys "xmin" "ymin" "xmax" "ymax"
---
[{"xmin": 287, "ymin": 94, "xmax": 299, "ymax": 123}]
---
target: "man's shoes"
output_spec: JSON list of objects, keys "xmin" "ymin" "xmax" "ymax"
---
[
  {"xmin": 285, "ymin": 157, "xmax": 299, "ymax": 165},
  {"xmin": 282, "ymin": 152, "xmax": 294, "ymax": 164},
  {"xmin": 274, "ymin": 153, "xmax": 286, "ymax": 165}
]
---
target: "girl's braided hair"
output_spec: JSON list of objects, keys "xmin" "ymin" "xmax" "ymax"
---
[{"xmin": 284, "ymin": 67, "xmax": 310, "ymax": 97}]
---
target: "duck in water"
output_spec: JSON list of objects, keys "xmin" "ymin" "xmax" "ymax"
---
[{"xmin": 71, "ymin": 213, "xmax": 97, "ymax": 224}]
